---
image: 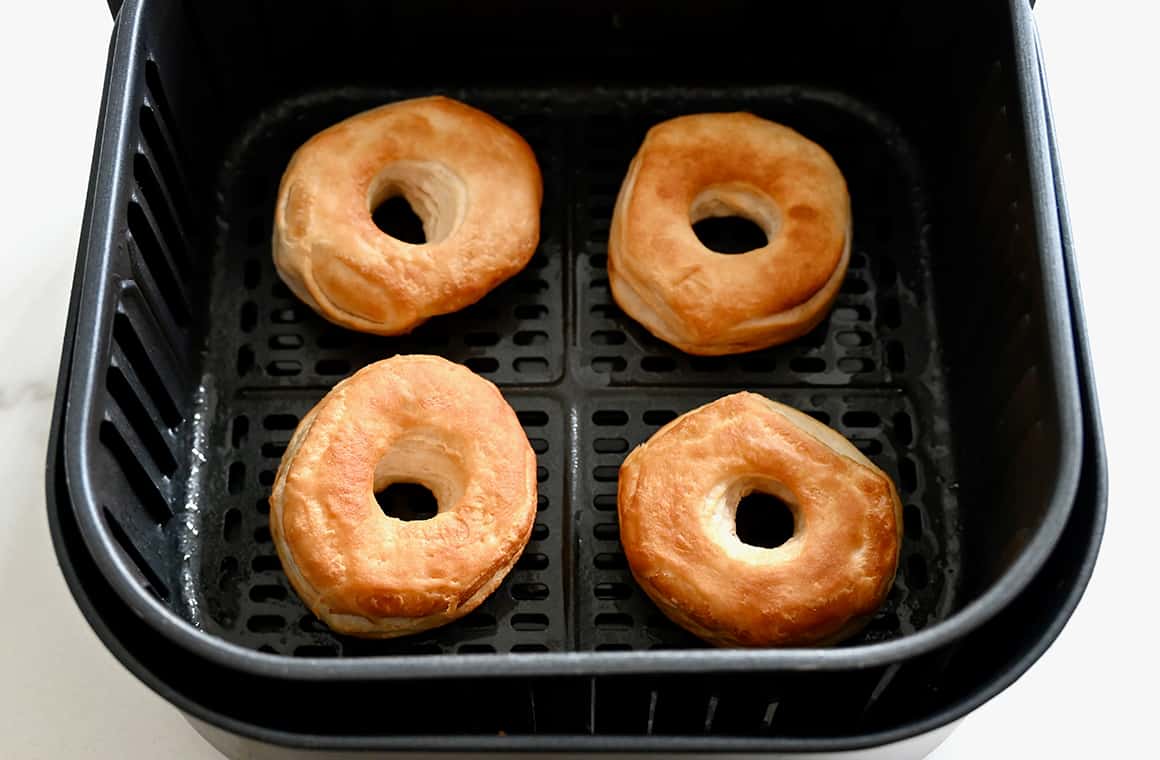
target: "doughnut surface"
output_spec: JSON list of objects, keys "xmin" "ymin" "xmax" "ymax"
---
[
  {"xmin": 609, "ymin": 112, "xmax": 850, "ymax": 355},
  {"xmin": 274, "ymin": 96, "xmax": 542, "ymax": 335},
  {"xmin": 269, "ymin": 355, "xmax": 537, "ymax": 638},
  {"xmin": 617, "ymin": 392, "xmax": 901, "ymax": 647}
]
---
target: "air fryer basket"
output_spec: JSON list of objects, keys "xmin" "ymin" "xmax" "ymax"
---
[
  {"xmin": 62, "ymin": 0, "xmax": 1081, "ymax": 698},
  {"xmin": 43, "ymin": 215, "xmax": 1106, "ymax": 751}
]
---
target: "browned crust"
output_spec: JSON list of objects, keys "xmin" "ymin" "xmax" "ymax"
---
[
  {"xmin": 618, "ymin": 392, "xmax": 902, "ymax": 648},
  {"xmin": 608, "ymin": 112, "xmax": 850, "ymax": 355},
  {"xmin": 273, "ymin": 96, "xmax": 543, "ymax": 335},
  {"xmin": 269, "ymin": 355, "xmax": 537, "ymax": 638}
]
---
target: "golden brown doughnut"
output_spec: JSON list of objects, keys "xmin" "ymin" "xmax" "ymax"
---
[
  {"xmin": 269, "ymin": 355, "xmax": 537, "ymax": 638},
  {"xmin": 608, "ymin": 113, "xmax": 851, "ymax": 355},
  {"xmin": 273, "ymin": 96, "xmax": 542, "ymax": 335},
  {"xmin": 617, "ymin": 392, "xmax": 901, "ymax": 647}
]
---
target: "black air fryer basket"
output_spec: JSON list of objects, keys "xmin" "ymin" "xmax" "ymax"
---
[{"xmin": 49, "ymin": 0, "xmax": 1102, "ymax": 753}]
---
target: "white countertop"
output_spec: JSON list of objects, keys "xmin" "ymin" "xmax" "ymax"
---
[{"xmin": 0, "ymin": 1, "xmax": 1153, "ymax": 757}]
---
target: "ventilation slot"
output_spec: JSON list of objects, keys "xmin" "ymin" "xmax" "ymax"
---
[
  {"xmin": 252, "ymin": 555, "xmax": 281, "ymax": 573},
  {"xmin": 231, "ymin": 415, "xmax": 249, "ymax": 448},
  {"xmin": 143, "ymin": 60, "xmax": 193, "ymax": 217},
  {"xmin": 102, "ymin": 507, "xmax": 170, "ymax": 601},
  {"xmin": 315, "ymin": 359, "xmax": 351, "ymax": 376},
  {"xmin": 641, "ymin": 356, "xmax": 677, "ymax": 373},
  {"xmin": 99, "ymin": 421, "xmax": 172, "ymax": 524},
  {"xmin": 689, "ymin": 356, "xmax": 728, "ymax": 373},
  {"xmin": 227, "ymin": 463, "xmax": 245, "ymax": 495},
  {"xmin": 514, "ymin": 330, "xmax": 549, "ymax": 346},
  {"xmin": 517, "ymin": 553, "xmax": 549, "ymax": 571},
  {"xmin": 511, "ymin": 613, "xmax": 550, "ymax": 631},
  {"xmin": 899, "ymin": 458, "xmax": 918, "ymax": 494},
  {"xmin": 465, "ymin": 357, "xmax": 499, "ymax": 374},
  {"xmin": 249, "ymin": 584, "xmax": 287, "ymax": 603},
  {"xmin": 904, "ymin": 504, "xmax": 923, "ymax": 541},
  {"xmin": 244, "ymin": 259, "xmax": 261, "ymax": 288},
  {"xmin": 593, "ymin": 466, "xmax": 619, "ymax": 482},
  {"xmin": 240, "ymin": 302, "xmax": 257, "ymax": 332},
  {"xmin": 595, "ymin": 613, "xmax": 633, "ymax": 630},
  {"xmin": 515, "ymin": 304, "xmax": 548, "ymax": 320},
  {"xmin": 592, "ymin": 330, "xmax": 626, "ymax": 346},
  {"xmin": 790, "ymin": 356, "xmax": 826, "ymax": 374},
  {"xmin": 127, "ymin": 202, "xmax": 190, "ymax": 326},
  {"xmin": 518, "ymin": 410, "xmax": 549, "ymax": 427},
  {"xmin": 272, "ymin": 307, "xmax": 302, "ymax": 324},
  {"xmin": 222, "ymin": 508, "xmax": 242, "ymax": 543},
  {"xmin": 106, "ymin": 365, "xmax": 176, "ymax": 476},
  {"xmin": 593, "ymin": 494, "xmax": 618, "ymax": 511},
  {"xmin": 512, "ymin": 583, "xmax": 550, "ymax": 601},
  {"xmin": 593, "ymin": 523, "xmax": 619, "ymax": 540},
  {"xmin": 594, "ymin": 553, "xmax": 627, "ymax": 570},
  {"xmin": 642, "ymin": 409, "xmax": 677, "ymax": 426},
  {"xmin": 237, "ymin": 346, "xmax": 255, "ymax": 376},
  {"xmin": 247, "ymin": 220, "xmax": 266, "ymax": 248},
  {"xmin": 464, "ymin": 331, "xmax": 499, "ymax": 347},
  {"xmin": 595, "ymin": 583, "xmax": 632, "ymax": 600},
  {"xmin": 267, "ymin": 360, "xmax": 302, "ymax": 377},
  {"xmin": 739, "ymin": 355, "xmax": 776, "ymax": 373},
  {"xmin": 881, "ymin": 297, "xmax": 902, "ymax": 328},
  {"xmin": 263, "ymin": 413, "xmax": 299, "ymax": 431},
  {"xmin": 593, "ymin": 410, "xmax": 628, "ymax": 426},
  {"xmin": 138, "ymin": 105, "xmax": 192, "ymax": 244},
  {"xmin": 838, "ymin": 357, "xmax": 875, "ymax": 374},
  {"xmin": 592, "ymin": 357, "xmax": 627, "ymax": 373},
  {"xmin": 112, "ymin": 311, "xmax": 181, "ymax": 427},
  {"xmin": 459, "ymin": 612, "xmax": 498, "ymax": 631},
  {"xmin": 133, "ymin": 152, "xmax": 189, "ymax": 279},
  {"xmin": 270, "ymin": 334, "xmax": 303, "ymax": 350},
  {"xmin": 842, "ymin": 411, "xmax": 880, "ymax": 428},
  {"xmin": 515, "ymin": 357, "xmax": 550, "ymax": 375}
]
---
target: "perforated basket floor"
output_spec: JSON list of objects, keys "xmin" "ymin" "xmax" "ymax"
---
[{"xmin": 179, "ymin": 86, "xmax": 961, "ymax": 657}]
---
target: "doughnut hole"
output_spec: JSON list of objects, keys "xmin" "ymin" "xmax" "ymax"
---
[
  {"xmin": 693, "ymin": 216, "xmax": 768, "ymax": 254},
  {"xmin": 690, "ymin": 183, "xmax": 780, "ymax": 255},
  {"xmin": 368, "ymin": 159, "xmax": 468, "ymax": 246},
  {"xmin": 735, "ymin": 490, "xmax": 795, "ymax": 548},
  {"xmin": 372, "ymin": 196, "xmax": 425, "ymax": 244},
  {"xmin": 372, "ymin": 432, "xmax": 467, "ymax": 523},
  {"xmin": 375, "ymin": 482, "xmax": 438, "ymax": 521}
]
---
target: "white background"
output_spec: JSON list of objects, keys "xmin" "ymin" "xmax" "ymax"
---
[{"xmin": 0, "ymin": 1, "xmax": 1155, "ymax": 757}]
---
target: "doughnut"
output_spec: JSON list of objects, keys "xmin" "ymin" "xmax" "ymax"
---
[
  {"xmin": 269, "ymin": 355, "xmax": 537, "ymax": 638},
  {"xmin": 608, "ymin": 112, "xmax": 851, "ymax": 355},
  {"xmin": 617, "ymin": 392, "xmax": 901, "ymax": 647},
  {"xmin": 273, "ymin": 96, "xmax": 542, "ymax": 335}
]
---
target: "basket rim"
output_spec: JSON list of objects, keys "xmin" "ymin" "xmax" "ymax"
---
[{"xmin": 60, "ymin": 0, "xmax": 1085, "ymax": 683}]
